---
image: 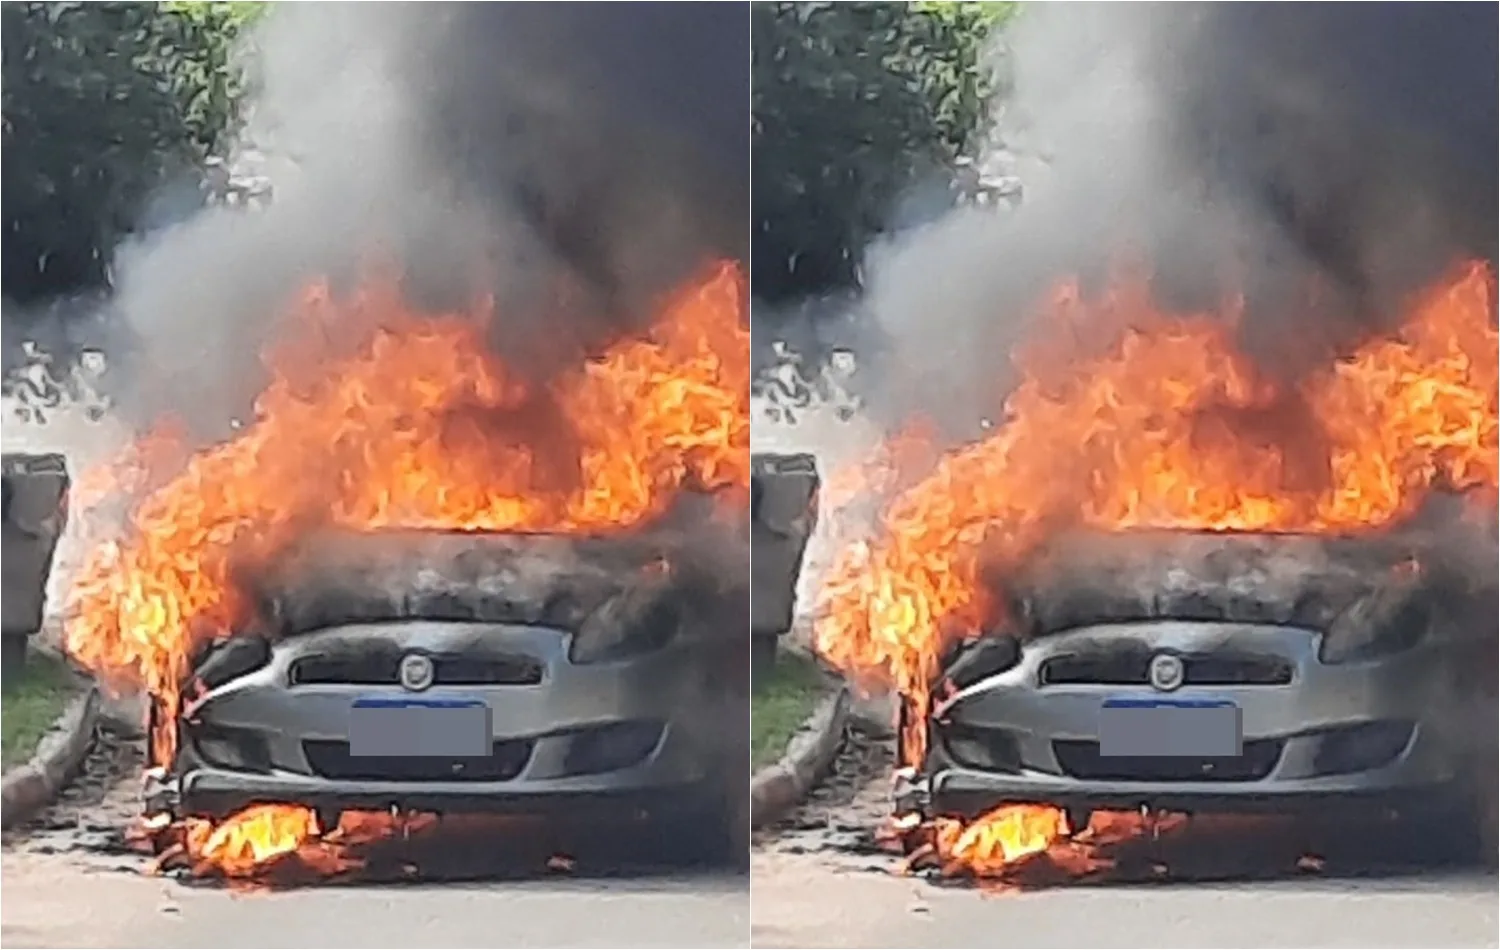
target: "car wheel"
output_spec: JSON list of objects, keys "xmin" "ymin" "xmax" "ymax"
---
[
  {"xmin": 1451, "ymin": 764, "xmax": 1499, "ymax": 870},
  {"xmin": 1471, "ymin": 769, "xmax": 1498, "ymax": 871},
  {"xmin": 648, "ymin": 779, "xmax": 748, "ymax": 870},
  {"xmin": 1478, "ymin": 798, "xmax": 1498, "ymax": 871},
  {"xmin": 1398, "ymin": 785, "xmax": 1497, "ymax": 868}
]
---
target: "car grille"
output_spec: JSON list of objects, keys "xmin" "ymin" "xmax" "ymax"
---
[
  {"xmin": 302, "ymin": 739, "xmax": 533, "ymax": 782},
  {"xmin": 1052, "ymin": 738, "xmax": 1283, "ymax": 782},
  {"xmin": 289, "ymin": 652, "xmax": 543, "ymax": 687},
  {"xmin": 1038, "ymin": 652, "xmax": 1292, "ymax": 687}
]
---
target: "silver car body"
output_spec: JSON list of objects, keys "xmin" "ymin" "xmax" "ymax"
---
[
  {"xmin": 171, "ymin": 618, "xmax": 726, "ymax": 819},
  {"xmin": 920, "ymin": 618, "xmax": 1461, "ymax": 816}
]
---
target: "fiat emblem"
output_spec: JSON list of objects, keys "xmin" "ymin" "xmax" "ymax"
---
[
  {"xmin": 399, "ymin": 653, "xmax": 435, "ymax": 692},
  {"xmin": 1148, "ymin": 653, "xmax": 1185, "ymax": 692}
]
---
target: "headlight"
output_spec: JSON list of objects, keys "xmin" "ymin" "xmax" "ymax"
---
[
  {"xmin": 1319, "ymin": 599, "xmax": 1430, "ymax": 664},
  {"xmin": 940, "ymin": 634, "xmax": 1022, "ymax": 691},
  {"xmin": 191, "ymin": 635, "xmax": 272, "ymax": 690},
  {"xmin": 569, "ymin": 599, "xmax": 680, "ymax": 664}
]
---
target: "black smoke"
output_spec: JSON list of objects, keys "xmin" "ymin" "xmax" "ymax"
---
[
  {"xmin": 853, "ymin": 2, "xmax": 1498, "ymax": 434},
  {"xmin": 1155, "ymin": 2, "xmax": 1498, "ymax": 361},
  {"xmin": 96, "ymin": 2, "xmax": 748, "ymax": 435},
  {"xmin": 393, "ymin": 3, "xmax": 749, "ymax": 362}
]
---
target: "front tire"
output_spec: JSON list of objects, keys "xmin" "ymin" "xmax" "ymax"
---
[
  {"xmin": 649, "ymin": 778, "xmax": 749, "ymax": 869},
  {"xmin": 1392, "ymin": 783, "xmax": 1497, "ymax": 868}
]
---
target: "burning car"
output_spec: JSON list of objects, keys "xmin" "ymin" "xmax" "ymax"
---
[
  {"xmin": 811, "ymin": 261, "xmax": 1497, "ymax": 880},
  {"xmin": 61, "ymin": 263, "xmax": 752, "ymax": 878},
  {"xmin": 150, "ymin": 526, "xmax": 748, "ymax": 863},
  {"xmin": 905, "ymin": 527, "xmax": 1498, "ymax": 860}
]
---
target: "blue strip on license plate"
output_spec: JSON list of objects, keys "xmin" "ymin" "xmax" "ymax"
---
[
  {"xmin": 1098, "ymin": 698, "xmax": 1242, "ymax": 758},
  {"xmin": 348, "ymin": 698, "xmax": 491, "ymax": 757}
]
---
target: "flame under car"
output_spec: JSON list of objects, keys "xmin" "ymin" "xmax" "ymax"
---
[
  {"xmin": 906, "ymin": 528, "xmax": 1498, "ymax": 858},
  {"xmin": 154, "ymin": 528, "xmax": 749, "ymax": 862}
]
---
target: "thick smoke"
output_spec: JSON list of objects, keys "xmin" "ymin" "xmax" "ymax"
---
[
  {"xmin": 103, "ymin": 3, "xmax": 747, "ymax": 437},
  {"xmin": 855, "ymin": 2, "xmax": 1497, "ymax": 435}
]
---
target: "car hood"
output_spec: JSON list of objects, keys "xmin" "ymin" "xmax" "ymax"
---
[
  {"xmin": 990, "ymin": 524, "xmax": 1496, "ymax": 639},
  {"xmin": 247, "ymin": 527, "xmax": 744, "ymax": 640}
]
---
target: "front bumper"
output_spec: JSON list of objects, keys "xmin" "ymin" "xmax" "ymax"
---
[
  {"xmin": 912, "ymin": 762, "xmax": 1464, "ymax": 821},
  {"xmin": 919, "ymin": 620, "xmax": 1465, "ymax": 818},
  {"xmin": 168, "ymin": 769, "xmax": 716, "ymax": 823},
  {"xmin": 167, "ymin": 620, "xmax": 735, "ymax": 820}
]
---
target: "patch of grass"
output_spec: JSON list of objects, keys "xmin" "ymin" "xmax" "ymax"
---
[
  {"xmin": 2, "ymin": 649, "xmax": 80, "ymax": 769},
  {"xmin": 752, "ymin": 648, "xmax": 831, "ymax": 768}
]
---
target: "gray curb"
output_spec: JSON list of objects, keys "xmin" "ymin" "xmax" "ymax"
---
[
  {"xmin": 750, "ymin": 685, "xmax": 849, "ymax": 830},
  {"xmin": 1, "ymin": 685, "xmax": 99, "ymax": 830}
]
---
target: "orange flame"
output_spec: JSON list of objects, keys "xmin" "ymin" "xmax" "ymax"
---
[
  {"xmin": 815, "ymin": 261, "xmax": 1497, "ymax": 767},
  {"xmin": 899, "ymin": 804, "xmax": 1191, "ymax": 885},
  {"xmin": 63, "ymin": 262, "xmax": 749, "ymax": 767},
  {"xmin": 927, "ymin": 804, "xmax": 1071, "ymax": 870},
  {"xmin": 153, "ymin": 804, "xmax": 438, "ymax": 881}
]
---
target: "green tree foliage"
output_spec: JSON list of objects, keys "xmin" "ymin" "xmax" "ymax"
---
[
  {"xmin": 156, "ymin": 1, "xmax": 264, "ymax": 159},
  {"xmin": 1, "ymin": 1, "xmax": 263, "ymax": 302},
  {"xmin": 751, "ymin": 1, "xmax": 1013, "ymax": 301}
]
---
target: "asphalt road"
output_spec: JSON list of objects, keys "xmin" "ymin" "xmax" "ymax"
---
[
  {"xmin": 750, "ymin": 849, "xmax": 1497, "ymax": 949},
  {"xmin": 1, "ymin": 849, "xmax": 749, "ymax": 949}
]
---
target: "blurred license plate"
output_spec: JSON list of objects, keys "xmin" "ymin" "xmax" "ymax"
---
[
  {"xmin": 348, "ymin": 698, "xmax": 491, "ymax": 757},
  {"xmin": 1098, "ymin": 698, "xmax": 1242, "ymax": 757}
]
